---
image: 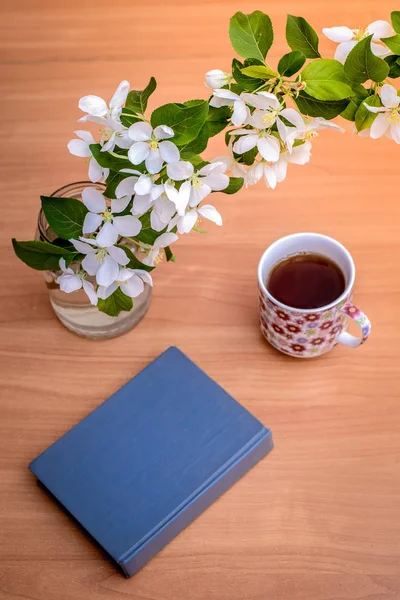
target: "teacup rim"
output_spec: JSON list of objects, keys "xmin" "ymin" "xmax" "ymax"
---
[{"xmin": 257, "ymin": 232, "xmax": 356, "ymax": 314}]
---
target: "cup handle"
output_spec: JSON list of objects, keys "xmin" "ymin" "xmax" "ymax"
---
[{"xmin": 337, "ymin": 302, "xmax": 371, "ymax": 348}]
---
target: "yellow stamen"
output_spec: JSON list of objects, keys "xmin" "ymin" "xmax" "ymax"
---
[{"xmin": 388, "ymin": 109, "xmax": 400, "ymax": 124}]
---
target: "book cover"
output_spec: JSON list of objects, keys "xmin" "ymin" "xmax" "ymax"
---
[{"xmin": 29, "ymin": 346, "xmax": 273, "ymax": 577}]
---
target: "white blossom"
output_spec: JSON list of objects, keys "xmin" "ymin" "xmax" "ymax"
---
[
  {"xmin": 67, "ymin": 131, "xmax": 109, "ymax": 183},
  {"xmin": 205, "ymin": 70, "xmax": 232, "ymax": 89},
  {"xmin": 128, "ymin": 122, "xmax": 180, "ymax": 174},
  {"xmin": 81, "ymin": 187, "xmax": 142, "ymax": 245},
  {"xmin": 231, "ymin": 127, "xmax": 281, "ymax": 162},
  {"xmin": 364, "ymin": 83, "xmax": 400, "ymax": 143},
  {"xmin": 322, "ymin": 21, "xmax": 393, "ymax": 63},
  {"xmin": 56, "ymin": 258, "xmax": 98, "ymax": 305},
  {"xmin": 97, "ymin": 268, "xmax": 153, "ymax": 300},
  {"xmin": 142, "ymin": 232, "xmax": 179, "ymax": 267},
  {"xmin": 210, "ymin": 89, "xmax": 251, "ymax": 126},
  {"xmin": 211, "ymin": 155, "xmax": 247, "ymax": 179},
  {"xmin": 78, "ymin": 80, "xmax": 130, "ymax": 124},
  {"xmin": 165, "ymin": 161, "xmax": 229, "ymax": 215},
  {"xmin": 70, "ymin": 237, "xmax": 129, "ymax": 288},
  {"xmin": 168, "ymin": 204, "xmax": 222, "ymax": 234},
  {"xmin": 285, "ymin": 116, "xmax": 344, "ymax": 150}
]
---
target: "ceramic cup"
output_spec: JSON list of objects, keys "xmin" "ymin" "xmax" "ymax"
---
[{"xmin": 257, "ymin": 233, "xmax": 371, "ymax": 358}]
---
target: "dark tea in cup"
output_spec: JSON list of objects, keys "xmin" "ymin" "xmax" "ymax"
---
[{"xmin": 267, "ymin": 252, "xmax": 346, "ymax": 310}]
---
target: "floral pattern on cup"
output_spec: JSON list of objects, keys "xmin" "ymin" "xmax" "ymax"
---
[{"xmin": 258, "ymin": 286, "xmax": 352, "ymax": 358}]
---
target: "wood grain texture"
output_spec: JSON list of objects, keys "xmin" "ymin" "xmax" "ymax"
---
[{"xmin": 1, "ymin": 1, "xmax": 399, "ymax": 599}]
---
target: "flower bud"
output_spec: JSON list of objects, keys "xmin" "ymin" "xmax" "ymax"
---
[{"xmin": 205, "ymin": 69, "xmax": 232, "ymax": 90}]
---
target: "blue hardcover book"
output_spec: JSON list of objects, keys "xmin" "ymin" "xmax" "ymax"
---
[{"xmin": 29, "ymin": 346, "xmax": 273, "ymax": 577}]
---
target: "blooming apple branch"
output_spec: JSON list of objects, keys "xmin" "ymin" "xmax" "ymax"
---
[{"xmin": 13, "ymin": 10, "xmax": 400, "ymax": 317}]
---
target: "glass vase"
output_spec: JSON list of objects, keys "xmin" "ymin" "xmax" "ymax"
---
[{"xmin": 35, "ymin": 182, "xmax": 152, "ymax": 340}]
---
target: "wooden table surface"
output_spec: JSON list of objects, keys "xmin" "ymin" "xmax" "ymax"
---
[{"xmin": 1, "ymin": 0, "xmax": 400, "ymax": 598}]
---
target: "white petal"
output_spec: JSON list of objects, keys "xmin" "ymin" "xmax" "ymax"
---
[
  {"xmin": 363, "ymin": 104, "xmax": 385, "ymax": 113},
  {"xmin": 128, "ymin": 121, "xmax": 152, "ymax": 141},
  {"xmin": 279, "ymin": 108, "xmax": 304, "ymax": 129},
  {"xmin": 231, "ymin": 99, "xmax": 249, "ymax": 126},
  {"xmin": 174, "ymin": 180, "xmax": 192, "ymax": 215},
  {"xmin": 146, "ymin": 148, "xmax": 164, "ymax": 174},
  {"xmin": 88, "ymin": 158, "xmax": 106, "ymax": 183},
  {"xmin": 153, "ymin": 125, "xmax": 174, "ymax": 140},
  {"xmin": 82, "ymin": 187, "xmax": 106, "ymax": 213},
  {"xmin": 110, "ymin": 80, "xmax": 130, "ymax": 110},
  {"xmin": 263, "ymin": 165, "xmax": 277, "ymax": 189},
  {"xmin": 111, "ymin": 196, "xmax": 131, "ymax": 213},
  {"xmin": 83, "ymin": 212, "xmax": 103, "ymax": 234},
  {"xmin": 212, "ymin": 89, "xmax": 239, "ymax": 101},
  {"xmin": 197, "ymin": 205, "xmax": 222, "ymax": 226},
  {"xmin": 78, "ymin": 114, "xmax": 107, "ymax": 126},
  {"xmin": 289, "ymin": 141, "xmax": 312, "ymax": 165},
  {"xmin": 67, "ymin": 139, "xmax": 91, "ymax": 158},
  {"xmin": 367, "ymin": 20, "xmax": 394, "ymax": 41},
  {"xmin": 151, "ymin": 209, "xmax": 168, "ymax": 231},
  {"xmin": 115, "ymin": 176, "xmax": 138, "ymax": 199},
  {"xmin": 82, "ymin": 253, "xmax": 100, "ymax": 275},
  {"xmin": 274, "ymin": 157, "xmax": 288, "ymax": 182},
  {"xmin": 322, "ymin": 26, "xmax": 354, "ymax": 42},
  {"xmin": 57, "ymin": 273, "xmax": 82, "ymax": 293},
  {"xmin": 82, "ymin": 280, "xmax": 98, "ymax": 306},
  {"xmin": 249, "ymin": 111, "xmax": 275, "ymax": 129},
  {"xmin": 120, "ymin": 168, "xmax": 143, "ymax": 175},
  {"xmin": 167, "ymin": 161, "xmax": 194, "ymax": 181},
  {"xmin": 233, "ymin": 134, "xmax": 258, "ymax": 154},
  {"xmin": 134, "ymin": 174, "xmax": 152, "ymax": 195},
  {"xmin": 276, "ymin": 117, "xmax": 289, "ymax": 143},
  {"xmin": 154, "ymin": 195, "xmax": 176, "ymax": 221},
  {"xmin": 128, "ymin": 141, "xmax": 150, "ymax": 165},
  {"xmin": 108, "ymin": 245, "xmax": 129, "ymax": 265},
  {"xmin": 159, "ymin": 141, "xmax": 180, "ymax": 163},
  {"xmin": 241, "ymin": 92, "xmax": 277, "ymax": 110},
  {"xmin": 113, "ymin": 215, "xmax": 142, "ymax": 237},
  {"xmin": 177, "ymin": 211, "xmax": 198, "ymax": 234},
  {"xmin": 97, "ymin": 281, "xmax": 118, "ymax": 300},
  {"xmin": 70, "ymin": 239, "xmax": 96, "ymax": 254},
  {"xmin": 370, "ymin": 112, "xmax": 390, "ymax": 139},
  {"xmin": 335, "ymin": 41, "xmax": 357, "ymax": 64},
  {"xmin": 96, "ymin": 222, "xmax": 119, "ymax": 247},
  {"xmin": 164, "ymin": 181, "xmax": 179, "ymax": 202},
  {"xmin": 370, "ymin": 42, "xmax": 390, "ymax": 57},
  {"xmin": 154, "ymin": 232, "xmax": 179, "ymax": 249},
  {"xmin": 189, "ymin": 183, "xmax": 211, "ymax": 207},
  {"xmin": 209, "ymin": 96, "xmax": 230, "ymax": 108},
  {"xmin": 257, "ymin": 136, "xmax": 280, "ymax": 162},
  {"xmin": 115, "ymin": 131, "xmax": 134, "ymax": 149},
  {"xmin": 380, "ymin": 84, "xmax": 400, "ymax": 109},
  {"xmin": 246, "ymin": 163, "xmax": 263, "ymax": 185},
  {"xmin": 121, "ymin": 276, "xmax": 144, "ymax": 298},
  {"xmin": 202, "ymin": 172, "xmax": 229, "ymax": 191},
  {"xmin": 135, "ymin": 270, "xmax": 153, "ymax": 286},
  {"xmin": 132, "ymin": 193, "xmax": 152, "ymax": 215},
  {"xmin": 96, "ymin": 254, "xmax": 119, "ymax": 287},
  {"xmin": 150, "ymin": 183, "xmax": 164, "ymax": 200},
  {"xmin": 78, "ymin": 95, "xmax": 108, "ymax": 117},
  {"xmin": 101, "ymin": 132, "xmax": 116, "ymax": 152},
  {"xmin": 199, "ymin": 162, "xmax": 227, "ymax": 175},
  {"xmin": 74, "ymin": 130, "xmax": 96, "ymax": 144},
  {"xmin": 58, "ymin": 258, "xmax": 68, "ymax": 273}
]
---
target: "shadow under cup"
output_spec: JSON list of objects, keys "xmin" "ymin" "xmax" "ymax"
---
[{"xmin": 257, "ymin": 233, "xmax": 370, "ymax": 358}]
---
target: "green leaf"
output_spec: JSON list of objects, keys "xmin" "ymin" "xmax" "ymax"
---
[
  {"xmin": 340, "ymin": 83, "xmax": 369, "ymax": 121},
  {"xmin": 164, "ymin": 246, "xmax": 176, "ymax": 262},
  {"xmin": 236, "ymin": 144, "xmax": 259, "ymax": 166},
  {"xmin": 391, "ymin": 11, "xmax": 400, "ymax": 34},
  {"xmin": 278, "ymin": 50, "xmax": 306, "ymax": 77},
  {"xmin": 286, "ymin": 15, "xmax": 320, "ymax": 59},
  {"xmin": 229, "ymin": 11, "xmax": 273, "ymax": 60},
  {"xmin": 355, "ymin": 94, "xmax": 381, "ymax": 132},
  {"xmin": 219, "ymin": 177, "xmax": 244, "ymax": 194},
  {"xmin": 241, "ymin": 65, "xmax": 278, "ymax": 78},
  {"xmin": 117, "ymin": 244, "xmax": 154, "ymax": 272},
  {"xmin": 179, "ymin": 123, "xmax": 209, "ymax": 159},
  {"xmin": 382, "ymin": 34, "xmax": 400, "ymax": 55},
  {"xmin": 344, "ymin": 35, "xmax": 389, "ymax": 83},
  {"xmin": 40, "ymin": 196, "xmax": 88, "ymax": 240},
  {"xmin": 90, "ymin": 144, "xmax": 133, "ymax": 172},
  {"xmin": 125, "ymin": 77, "xmax": 157, "ymax": 115},
  {"xmin": 151, "ymin": 100, "xmax": 208, "ymax": 145},
  {"xmin": 120, "ymin": 108, "xmax": 141, "ymax": 128},
  {"xmin": 385, "ymin": 54, "xmax": 400, "ymax": 78},
  {"xmin": 12, "ymin": 239, "xmax": 77, "ymax": 271},
  {"xmin": 301, "ymin": 59, "xmax": 353, "ymax": 100},
  {"xmin": 294, "ymin": 91, "xmax": 350, "ymax": 119},
  {"xmin": 231, "ymin": 58, "xmax": 264, "ymax": 90},
  {"xmin": 97, "ymin": 287, "xmax": 133, "ymax": 317},
  {"xmin": 132, "ymin": 212, "xmax": 166, "ymax": 245},
  {"xmin": 206, "ymin": 105, "xmax": 231, "ymax": 137}
]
